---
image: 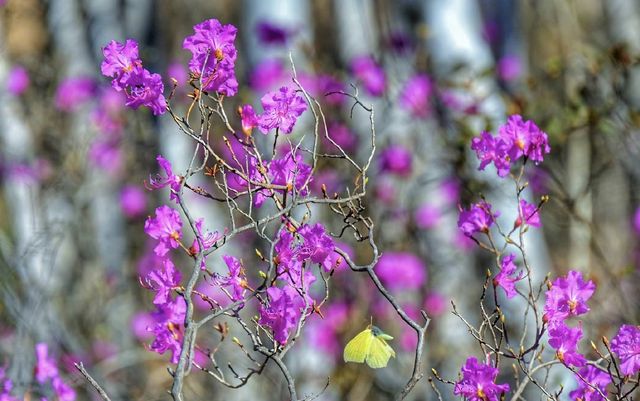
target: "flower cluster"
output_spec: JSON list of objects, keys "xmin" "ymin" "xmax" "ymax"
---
[
  {"xmin": 493, "ymin": 253, "xmax": 523, "ymax": 298},
  {"xmin": 544, "ymin": 270, "xmax": 596, "ymax": 367},
  {"xmin": 470, "ymin": 115, "xmax": 550, "ymax": 177},
  {"xmin": 183, "ymin": 18, "xmax": 238, "ymax": 96},
  {"xmin": 610, "ymin": 325, "xmax": 640, "ymax": 376},
  {"xmin": 457, "ymin": 201, "xmax": 498, "ymax": 237},
  {"xmin": 569, "ymin": 365, "xmax": 610, "ymax": 401},
  {"xmin": 240, "ymin": 86, "xmax": 307, "ymax": 135},
  {"xmin": 33, "ymin": 343, "xmax": 76, "ymax": 401},
  {"xmin": 101, "ymin": 39, "xmax": 166, "ymax": 115},
  {"xmin": 454, "ymin": 357, "xmax": 510, "ymax": 401},
  {"xmin": 258, "ymin": 223, "xmax": 338, "ymax": 344}
]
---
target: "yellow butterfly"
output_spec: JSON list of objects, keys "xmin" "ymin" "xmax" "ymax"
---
[{"xmin": 343, "ymin": 325, "xmax": 396, "ymax": 368}]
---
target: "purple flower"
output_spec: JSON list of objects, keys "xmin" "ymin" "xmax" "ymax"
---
[
  {"xmin": 453, "ymin": 357, "xmax": 510, "ymax": 401},
  {"xmin": 457, "ymin": 201, "xmax": 498, "ymax": 237},
  {"xmin": 543, "ymin": 270, "xmax": 596, "ymax": 324},
  {"xmin": 55, "ymin": 77, "xmax": 96, "ymax": 112},
  {"xmin": 256, "ymin": 21, "xmax": 294, "ymax": 45},
  {"xmin": 183, "ymin": 19, "xmax": 238, "ymax": 96},
  {"xmin": 216, "ymin": 255, "xmax": 247, "ymax": 302},
  {"xmin": 610, "ymin": 325, "xmax": 640, "ymax": 376},
  {"xmin": 471, "ymin": 131, "xmax": 512, "ymax": 177},
  {"xmin": 569, "ymin": 365, "xmax": 610, "ymax": 401},
  {"xmin": 249, "ymin": 58, "xmax": 287, "ymax": 92},
  {"xmin": 493, "ymin": 254, "xmax": 523, "ymax": 299},
  {"xmin": 548, "ymin": 322, "xmax": 586, "ymax": 367},
  {"xmin": 258, "ymin": 86, "xmax": 307, "ymax": 134},
  {"xmin": 34, "ymin": 343, "xmax": 58, "ymax": 383},
  {"xmin": 268, "ymin": 151, "xmax": 312, "ymax": 198},
  {"xmin": 149, "ymin": 297, "xmax": 186, "ymax": 363},
  {"xmin": 144, "ymin": 205, "xmax": 183, "ymax": 257},
  {"xmin": 147, "ymin": 155, "xmax": 182, "ymax": 202},
  {"xmin": 52, "ymin": 377, "xmax": 76, "ymax": 401},
  {"xmin": 379, "ymin": 144, "xmax": 412, "ymax": 176},
  {"xmin": 414, "ymin": 203, "xmax": 441, "ymax": 229},
  {"xmin": 297, "ymin": 223, "xmax": 335, "ymax": 269},
  {"xmin": 399, "ymin": 74, "xmax": 433, "ymax": 118},
  {"xmin": 350, "ymin": 56, "xmax": 385, "ymax": 96},
  {"xmin": 497, "ymin": 54, "xmax": 522, "ymax": 82},
  {"xmin": 324, "ymin": 122, "xmax": 358, "ymax": 153},
  {"xmin": 120, "ymin": 185, "xmax": 146, "ymax": 218},
  {"xmin": 190, "ymin": 218, "xmax": 221, "ymax": 256},
  {"xmin": 123, "ymin": 68, "xmax": 166, "ymax": 115},
  {"xmin": 101, "ymin": 39, "xmax": 141, "ymax": 90},
  {"xmin": 259, "ymin": 286, "xmax": 307, "ymax": 344},
  {"xmin": 6, "ymin": 66, "xmax": 29, "ymax": 95},
  {"xmin": 515, "ymin": 199, "xmax": 540, "ymax": 228},
  {"xmin": 144, "ymin": 258, "xmax": 181, "ymax": 306},
  {"xmin": 375, "ymin": 252, "xmax": 427, "ymax": 290},
  {"xmin": 498, "ymin": 115, "xmax": 550, "ymax": 164},
  {"xmin": 239, "ymin": 104, "xmax": 258, "ymax": 135}
]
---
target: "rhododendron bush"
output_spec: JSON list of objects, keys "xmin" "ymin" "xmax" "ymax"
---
[{"xmin": 1, "ymin": 2, "xmax": 640, "ymax": 401}]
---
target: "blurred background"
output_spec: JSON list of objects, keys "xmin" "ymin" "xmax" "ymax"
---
[{"xmin": 1, "ymin": 0, "xmax": 640, "ymax": 400}]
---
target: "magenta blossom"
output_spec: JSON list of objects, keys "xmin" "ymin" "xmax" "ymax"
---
[
  {"xmin": 190, "ymin": 218, "xmax": 221, "ymax": 256},
  {"xmin": 543, "ymin": 270, "xmax": 596, "ymax": 324},
  {"xmin": 259, "ymin": 286, "xmax": 307, "ymax": 344},
  {"xmin": 34, "ymin": 343, "xmax": 58, "ymax": 383},
  {"xmin": 149, "ymin": 297, "xmax": 186, "ymax": 363},
  {"xmin": 183, "ymin": 18, "xmax": 238, "ymax": 96},
  {"xmin": 515, "ymin": 199, "xmax": 540, "ymax": 228},
  {"xmin": 147, "ymin": 155, "xmax": 182, "ymax": 202},
  {"xmin": 379, "ymin": 144, "xmax": 412, "ymax": 176},
  {"xmin": 471, "ymin": 131, "xmax": 512, "ymax": 177},
  {"xmin": 52, "ymin": 376, "xmax": 76, "ymax": 401},
  {"xmin": 610, "ymin": 325, "xmax": 640, "ymax": 376},
  {"xmin": 144, "ymin": 205, "xmax": 183, "ymax": 257},
  {"xmin": 123, "ymin": 68, "xmax": 166, "ymax": 115},
  {"xmin": 258, "ymin": 86, "xmax": 307, "ymax": 134},
  {"xmin": 297, "ymin": 223, "xmax": 335, "ymax": 270},
  {"xmin": 375, "ymin": 252, "xmax": 426, "ymax": 290},
  {"xmin": 249, "ymin": 59, "xmax": 287, "ymax": 92},
  {"xmin": 399, "ymin": 74, "xmax": 433, "ymax": 118},
  {"xmin": 493, "ymin": 254, "xmax": 523, "ymax": 298},
  {"xmin": 216, "ymin": 255, "xmax": 247, "ymax": 303},
  {"xmin": 569, "ymin": 365, "xmax": 611, "ymax": 401},
  {"xmin": 458, "ymin": 201, "xmax": 498, "ymax": 237},
  {"xmin": 144, "ymin": 258, "xmax": 181, "ymax": 306},
  {"xmin": 239, "ymin": 104, "xmax": 258, "ymax": 135},
  {"xmin": 120, "ymin": 185, "xmax": 146, "ymax": 218},
  {"xmin": 6, "ymin": 66, "xmax": 29, "ymax": 95},
  {"xmin": 268, "ymin": 150, "xmax": 312, "ymax": 198},
  {"xmin": 55, "ymin": 77, "xmax": 96, "ymax": 112},
  {"xmin": 548, "ymin": 322, "xmax": 586, "ymax": 367},
  {"xmin": 498, "ymin": 115, "xmax": 550, "ymax": 164},
  {"xmin": 453, "ymin": 357, "xmax": 510, "ymax": 401},
  {"xmin": 101, "ymin": 39, "xmax": 141, "ymax": 90},
  {"xmin": 350, "ymin": 56, "xmax": 385, "ymax": 96}
]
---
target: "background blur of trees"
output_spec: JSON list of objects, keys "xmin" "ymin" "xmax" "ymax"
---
[{"xmin": 1, "ymin": 0, "xmax": 639, "ymax": 400}]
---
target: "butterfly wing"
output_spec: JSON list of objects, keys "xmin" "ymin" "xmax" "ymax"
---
[
  {"xmin": 365, "ymin": 337, "xmax": 395, "ymax": 369},
  {"xmin": 343, "ymin": 329, "xmax": 374, "ymax": 364}
]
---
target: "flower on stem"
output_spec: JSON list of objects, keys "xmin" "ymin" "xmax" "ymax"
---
[
  {"xmin": 148, "ymin": 297, "xmax": 186, "ymax": 364},
  {"xmin": 216, "ymin": 255, "xmax": 247, "ymax": 303},
  {"xmin": 543, "ymin": 270, "xmax": 595, "ymax": 324},
  {"xmin": 183, "ymin": 18, "xmax": 238, "ymax": 96},
  {"xmin": 268, "ymin": 150, "xmax": 313, "ymax": 199},
  {"xmin": 147, "ymin": 155, "xmax": 182, "ymax": 202},
  {"xmin": 101, "ymin": 39, "xmax": 141, "ymax": 90},
  {"xmin": 122, "ymin": 68, "xmax": 167, "ymax": 116},
  {"xmin": 144, "ymin": 205, "xmax": 183, "ymax": 257},
  {"xmin": 144, "ymin": 258, "xmax": 181, "ymax": 306},
  {"xmin": 470, "ymin": 131, "xmax": 512, "ymax": 177},
  {"xmin": 259, "ymin": 286, "xmax": 307, "ymax": 345},
  {"xmin": 493, "ymin": 253, "xmax": 523, "ymax": 299},
  {"xmin": 515, "ymin": 199, "xmax": 540, "ymax": 228},
  {"xmin": 453, "ymin": 357, "xmax": 510, "ymax": 401},
  {"xmin": 610, "ymin": 324, "xmax": 640, "ymax": 376},
  {"xmin": 569, "ymin": 365, "xmax": 611, "ymax": 401},
  {"xmin": 239, "ymin": 104, "xmax": 258, "ymax": 135},
  {"xmin": 258, "ymin": 86, "xmax": 307, "ymax": 134},
  {"xmin": 457, "ymin": 201, "xmax": 499, "ymax": 237},
  {"xmin": 548, "ymin": 322, "xmax": 586, "ymax": 367},
  {"xmin": 297, "ymin": 223, "xmax": 335, "ymax": 268}
]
